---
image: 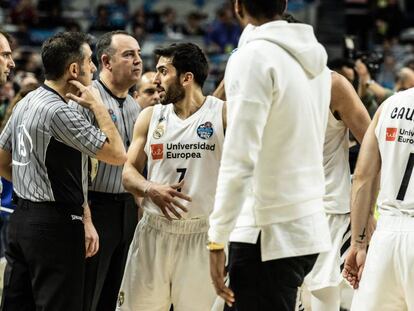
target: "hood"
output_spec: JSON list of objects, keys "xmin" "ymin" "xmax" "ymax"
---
[{"xmin": 238, "ymin": 21, "xmax": 327, "ymax": 78}]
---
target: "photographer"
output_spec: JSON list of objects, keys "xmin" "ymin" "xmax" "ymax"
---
[
  {"xmin": 329, "ymin": 58, "xmax": 379, "ymax": 117},
  {"xmin": 357, "ymin": 60, "xmax": 414, "ymax": 106}
]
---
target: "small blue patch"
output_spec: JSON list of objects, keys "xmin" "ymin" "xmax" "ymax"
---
[
  {"xmin": 197, "ymin": 121, "xmax": 214, "ymax": 140},
  {"xmin": 108, "ymin": 109, "xmax": 117, "ymax": 123}
]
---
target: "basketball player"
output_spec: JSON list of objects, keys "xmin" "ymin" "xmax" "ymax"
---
[
  {"xmin": 343, "ymin": 88, "xmax": 414, "ymax": 310},
  {"xmin": 116, "ymin": 42, "xmax": 226, "ymax": 311},
  {"xmin": 208, "ymin": 0, "xmax": 332, "ymax": 309},
  {"xmin": 302, "ymin": 72, "xmax": 371, "ymax": 310}
]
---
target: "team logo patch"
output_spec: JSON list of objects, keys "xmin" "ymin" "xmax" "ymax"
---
[
  {"xmin": 108, "ymin": 109, "xmax": 117, "ymax": 123},
  {"xmin": 151, "ymin": 143, "xmax": 164, "ymax": 160},
  {"xmin": 386, "ymin": 127, "xmax": 397, "ymax": 141},
  {"xmin": 197, "ymin": 121, "xmax": 214, "ymax": 140},
  {"xmin": 117, "ymin": 291, "xmax": 125, "ymax": 307},
  {"xmin": 153, "ymin": 123, "xmax": 165, "ymax": 139}
]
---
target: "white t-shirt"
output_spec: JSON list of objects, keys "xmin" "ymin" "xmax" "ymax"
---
[
  {"xmin": 143, "ymin": 96, "xmax": 224, "ymax": 219},
  {"xmin": 375, "ymin": 89, "xmax": 414, "ymax": 216}
]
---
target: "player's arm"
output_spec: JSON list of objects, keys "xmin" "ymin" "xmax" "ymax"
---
[
  {"xmin": 122, "ymin": 107, "xmax": 152, "ymax": 196},
  {"xmin": 351, "ymin": 105, "xmax": 381, "ymax": 247},
  {"xmin": 122, "ymin": 107, "xmax": 191, "ymax": 220},
  {"xmin": 330, "ymin": 71, "xmax": 371, "ymax": 143},
  {"xmin": 343, "ymin": 105, "xmax": 382, "ymax": 288},
  {"xmin": 213, "ymin": 79, "xmax": 226, "ymax": 101},
  {"xmin": 0, "ymin": 149, "xmax": 11, "ymax": 181}
]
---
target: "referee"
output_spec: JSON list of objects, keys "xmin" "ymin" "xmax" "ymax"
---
[
  {"xmin": 0, "ymin": 32, "xmax": 126, "ymax": 311},
  {"xmin": 70, "ymin": 30, "xmax": 142, "ymax": 311}
]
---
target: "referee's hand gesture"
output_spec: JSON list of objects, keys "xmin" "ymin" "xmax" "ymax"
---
[{"xmin": 66, "ymin": 80, "xmax": 104, "ymax": 110}]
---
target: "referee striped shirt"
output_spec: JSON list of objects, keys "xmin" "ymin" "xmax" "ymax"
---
[
  {"xmin": 0, "ymin": 84, "xmax": 107, "ymax": 206},
  {"xmin": 69, "ymin": 79, "xmax": 141, "ymax": 193}
]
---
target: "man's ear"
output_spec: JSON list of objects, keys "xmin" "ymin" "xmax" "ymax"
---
[
  {"xmin": 101, "ymin": 54, "xmax": 111, "ymax": 71},
  {"xmin": 68, "ymin": 62, "xmax": 79, "ymax": 79},
  {"xmin": 182, "ymin": 72, "xmax": 194, "ymax": 86},
  {"xmin": 132, "ymin": 90, "xmax": 139, "ymax": 100},
  {"xmin": 234, "ymin": 0, "xmax": 244, "ymax": 19}
]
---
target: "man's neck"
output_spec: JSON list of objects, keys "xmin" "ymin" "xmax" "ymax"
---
[
  {"xmin": 242, "ymin": 14, "xmax": 282, "ymax": 27},
  {"xmin": 44, "ymin": 79, "xmax": 74, "ymax": 103},
  {"xmin": 99, "ymin": 71, "xmax": 129, "ymax": 98},
  {"xmin": 173, "ymin": 88, "xmax": 206, "ymax": 120}
]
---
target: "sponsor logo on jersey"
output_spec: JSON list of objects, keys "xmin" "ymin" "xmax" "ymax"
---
[
  {"xmin": 165, "ymin": 142, "xmax": 216, "ymax": 159},
  {"xmin": 151, "ymin": 143, "xmax": 163, "ymax": 160},
  {"xmin": 108, "ymin": 109, "xmax": 117, "ymax": 123},
  {"xmin": 386, "ymin": 127, "xmax": 397, "ymax": 141},
  {"xmin": 197, "ymin": 122, "xmax": 214, "ymax": 140}
]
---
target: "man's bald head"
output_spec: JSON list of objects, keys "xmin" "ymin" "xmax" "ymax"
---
[
  {"xmin": 395, "ymin": 67, "xmax": 414, "ymax": 91},
  {"xmin": 134, "ymin": 71, "xmax": 160, "ymax": 109}
]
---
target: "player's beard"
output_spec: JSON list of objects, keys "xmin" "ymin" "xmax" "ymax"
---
[{"xmin": 160, "ymin": 77, "xmax": 185, "ymax": 105}]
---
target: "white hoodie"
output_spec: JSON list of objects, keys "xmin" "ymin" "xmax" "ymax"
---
[{"xmin": 209, "ymin": 20, "xmax": 332, "ymax": 251}]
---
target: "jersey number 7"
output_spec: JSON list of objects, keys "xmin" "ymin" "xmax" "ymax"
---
[{"xmin": 176, "ymin": 168, "xmax": 187, "ymax": 192}]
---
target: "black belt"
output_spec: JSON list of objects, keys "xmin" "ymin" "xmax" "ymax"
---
[{"xmin": 88, "ymin": 191, "xmax": 133, "ymax": 202}]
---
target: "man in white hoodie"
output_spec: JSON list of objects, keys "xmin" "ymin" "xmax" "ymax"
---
[{"xmin": 208, "ymin": 0, "xmax": 332, "ymax": 310}]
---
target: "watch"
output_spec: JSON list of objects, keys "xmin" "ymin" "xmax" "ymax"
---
[
  {"xmin": 365, "ymin": 79, "xmax": 375, "ymax": 88},
  {"xmin": 206, "ymin": 241, "xmax": 225, "ymax": 251}
]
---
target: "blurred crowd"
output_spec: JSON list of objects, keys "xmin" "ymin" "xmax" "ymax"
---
[{"xmin": 0, "ymin": 0, "xmax": 413, "ymax": 127}]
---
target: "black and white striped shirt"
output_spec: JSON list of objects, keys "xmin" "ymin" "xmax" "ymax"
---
[
  {"xmin": 69, "ymin": 80, "xmax": 141, "ymax": 193},
  {"xmin": 0, "ymin": 85, "xmax": 107, "ymax": 206}
]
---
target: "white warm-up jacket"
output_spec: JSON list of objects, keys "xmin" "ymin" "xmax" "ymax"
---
[{"xmin": 209, "ymin": 20, "xmax": 332, "ymax": 245}]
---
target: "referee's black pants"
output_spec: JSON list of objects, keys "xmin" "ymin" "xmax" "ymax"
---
[
  {"xmin": 224, "ymin": 236, "xmax": 318, "ymax": 311},
  {"xmin": 1, "ymin": 199, "xmax": 85, "ymax": 311},
  {"xmin": 83, "ymin": 192, "xmax": 138, "ymax": 311}
]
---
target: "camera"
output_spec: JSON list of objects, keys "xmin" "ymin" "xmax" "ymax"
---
[{"xmin": 344, "ymin": 35, "xmax": 384, "ymax": 78}]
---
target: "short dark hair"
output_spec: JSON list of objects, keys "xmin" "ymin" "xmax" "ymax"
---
[
  {"xmin": 328, "ymin": 58, "xmax": 354, "ymax": 71},
  {"xmin": 41, "ymin": 32, "xmax": 91, "ymax": 81},
  {"xmin": 239, "ymin": 0, "xmax": 286, "ymax": 20},
  {"xmin": 0, "ymin": 30, "xmax": 12, "ymax": 45},
  {"xmin": 154, "ymin": 43, "xmax": 209, "ymax": 88},
  {"xmin": 95, "ymin": 30, "xmax": 131, "ymax": 67}
]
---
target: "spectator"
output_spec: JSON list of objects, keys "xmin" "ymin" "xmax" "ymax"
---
[
  {"xmin": 89, "ymin": 5, "xmax": 117, "ymax": 32},
  {"xmin": 374, "ymin": 0, "xmax": 404, "ymax": 43},
  {"xmin": 183, "ymin": 11, "xmax": 207, "ymax": 36},
  {"xmin": 106, "ymin": 0, "xmax": 129, "ymax": 29},
  {"xmin": 161, "ymin": 7, "xmax": 184, "ymax": 39},
  {"xmin": 9, "ymin": 0, "xmax": 38, "ymax": 26},
  {"xmin": 205, "ymin": 5, "xmax": 241, "ymax": 54}
]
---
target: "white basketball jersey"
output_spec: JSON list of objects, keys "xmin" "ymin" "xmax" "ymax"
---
[
  {"xmin": 143, "ymin": 96, "xmax": 224, "ymax": 218},
  {"xmin": 323, "ymin": 111, "xmax": 351, "ymax": 214},
  {"xmin": 375, "ymin": 89, "xmax": 414, "ymax": 216}
]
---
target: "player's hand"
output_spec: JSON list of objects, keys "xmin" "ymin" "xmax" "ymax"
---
[
  {"xmin": 84, "ymin": 217, "xmax": 99, "ymax": 258},
  {"xmin": 209, "ymin": 250, "xmax": 235, "ymax": 307},
  {"xmin": 147, "ymin": 179, "xmax": 191, "ymax": 220},
  {"xmin": 342, "ymin": 245, "xmax": 367, "ymax": 289},
  {"xmin": 66, "ymin": 80, "xmax": 104, "ymax": 110}
]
